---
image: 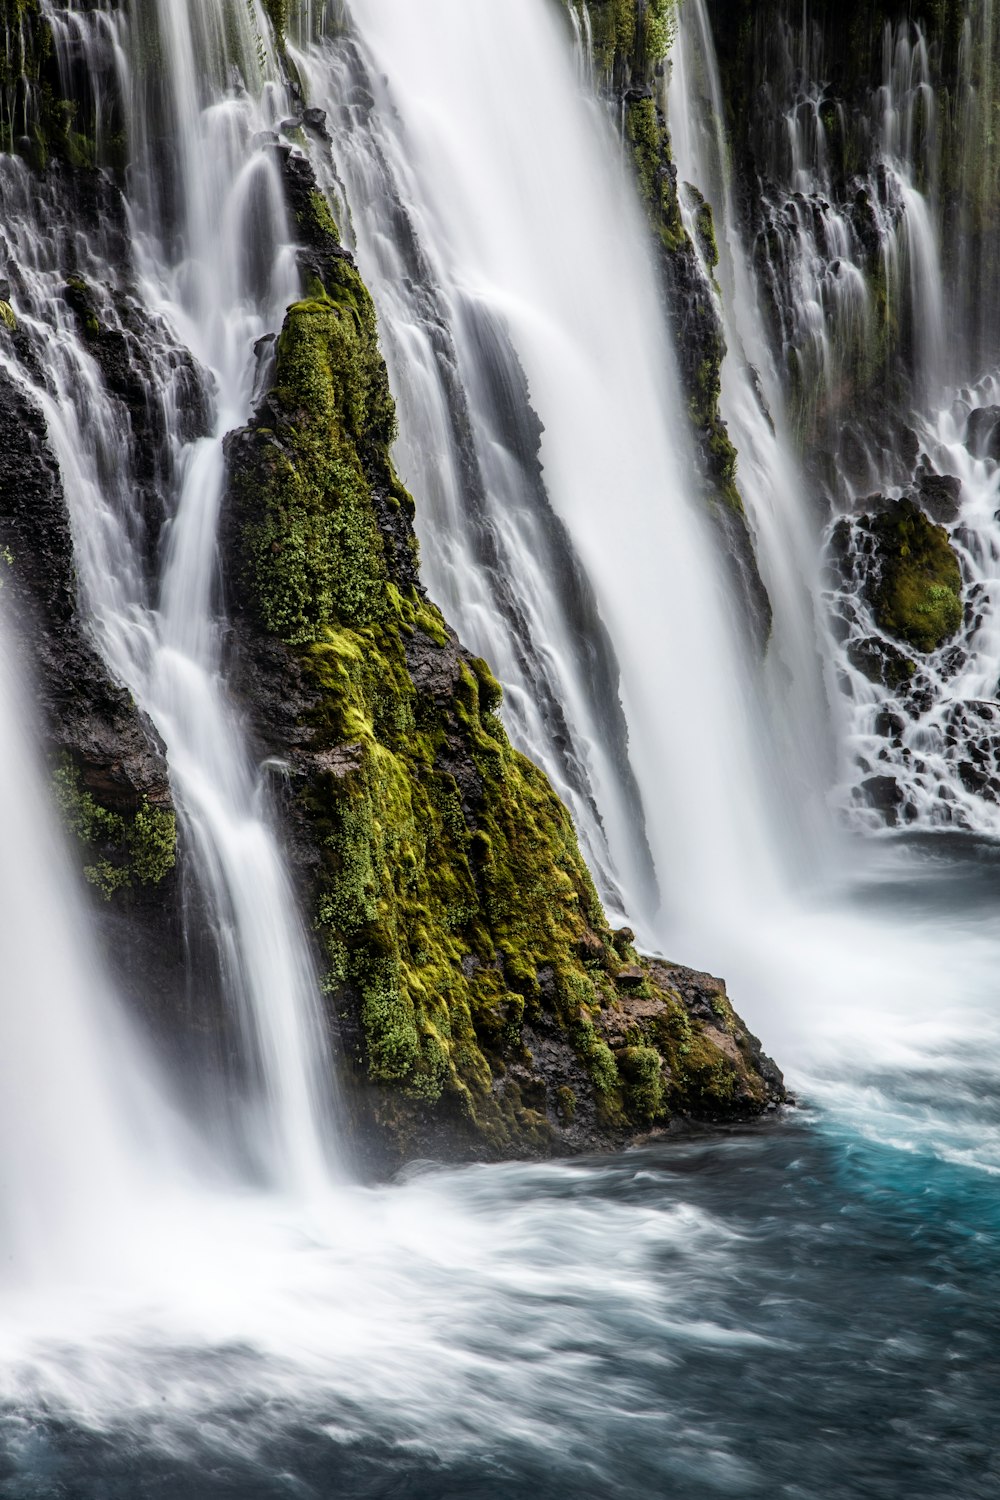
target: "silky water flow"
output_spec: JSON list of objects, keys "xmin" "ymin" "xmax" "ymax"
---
[{"xmin": 0, "ymin": 2, "xmax": 997, "ymax": 1496}]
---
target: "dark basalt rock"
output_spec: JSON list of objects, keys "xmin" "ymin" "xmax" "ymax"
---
[
  {"xmin": 966, "ymin": 406, "xmax": 1000, "ymax": 462},
  {"xmin": 914, "ymin": 463, "xmax": 962, "ymax": 524},
  {"xmin": 0, "ymin": 365, "xmax": 191, "ymax": 1038},
  {"xmin": 847, "ymin": 635, "xmax": 915, "ymax": 689},
  {"xmin": 860, "ymin": 774, "xmax": 904, "ymax": 821},
  {"xmin": 874, "ymin": 709, "xmax": 905, "ymax": 739}
]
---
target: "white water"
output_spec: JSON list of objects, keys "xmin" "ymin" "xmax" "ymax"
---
[
  {"xmin": 14, "ymin": 0, "xmax": 334, "ymax": 1191},
  {"xmin": 667, "ymin": 0, "xmax": 834, "ymax": 874},
  {"xmin": 2, "ymin": 0, "xmax": 1000, "ymax": 1486},
  {"xmin": 296, "ymin": 0, "xmax": 785, "ymax": 951},
  {"xmin": 0, "ymin": 611, "xmax": 171, "ymax": 1281},
  {"xmin": 292, "ymin": 14, "xmax": 657, "ymax": 917}
]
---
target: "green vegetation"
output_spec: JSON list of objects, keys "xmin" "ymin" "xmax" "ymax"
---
[
  {"xmin": 226, "ymin": 166, "xmax": 782, "ymax": 1155},
  {"xmin": 865, "ymin": 500, "xmax": 963, "ymax": 653},
  {"xmin": 571, "ymin": 0, "xmax": 677, "ymax": 81},
  {"xmin": 52, "ymin": 758, "xmax": 177, "ymax": 901},
  {"xmin": 259, "ymin": 0, "xmax": 288, "ymax": 48},
  {"xmin": 0, "ymin": 0, "xmax": 104, "ymax": 168},
  {"xmin": 618, "ymin": 1045, "xmax": 664, "ymax": 1121}
]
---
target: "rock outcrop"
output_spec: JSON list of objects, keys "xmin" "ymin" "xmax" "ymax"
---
[{"xmin": 223, "ymin": 157, "xmax": 784, "ymax": 1172}]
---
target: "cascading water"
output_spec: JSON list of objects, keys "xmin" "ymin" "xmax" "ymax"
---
[
  {"xmin": 1, "ymin": 1, "xmax": 1000, "ymax": 1495},
  {"xmin": 721, "ymin": 1, "xmax": 1000, "ymax": 838},
  {"xmin": 291, "ymin": 0, "xmax": 785, "ymax": 950},
  {"xmin": 286, "ymin": 0, "xmax": 1000, "ymax": 1135},
  {"xmin": 290, "ymin": 13, "xmax": 657, "ymax": 919},
  {"xmin": 667, "ymin": 0, "xmax": 834, "ymax": 870},
  {"xmin": 745, "ymin": 12, "xmax": 947, "ymax": 442},
  {"xmin": 6, "ymin": 0, "xmax": 334, "ymax": 1189},
  {"xmin": 0, "ymin": 604, "xmax": 174, "ymax": 1281}
]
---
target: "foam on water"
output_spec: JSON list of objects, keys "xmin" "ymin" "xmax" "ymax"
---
[{"xmin": 0, "ymin": 4, "xmax": 999, "ymax": 1494}]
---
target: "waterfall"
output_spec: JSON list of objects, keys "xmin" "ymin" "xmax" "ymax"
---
[
  {"xmin": 2, "ymin": 0, "xmax": 335, "ymax": 1189},
  {"xmin": 667, "ymin": 0, "xmax": 835, "ymax": 873},
  {"xmin": 290, "ymin": 13, "xmax": 657, "ymax": 922},
  {"xmin": 291, "ymin": 0, "xmax": 785, "ymax": 953},
  {"xmin": 2, "ymin": 3, "xmax": 1000, "ymax": 1490},
  {"xmin": 280, "ymin": 0, "xmax": 1000, "ymax": 1082},
  {"xmin": 656, "ymin": 1, "xmax": 1000, "ymax": 845},
  {"xmin": 0, "ymin": 603, "xmax": 165, "ymax": 1280}
]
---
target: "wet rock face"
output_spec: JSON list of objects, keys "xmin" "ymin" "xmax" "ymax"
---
[
  {"xmin": 0, "ymin": 363, "xmax": 192, "ymax": 1037},
  {"xmin": 847, "ymin": 635, "xmax": 914, "ymax": 690},
  {"xmin": 860, "ymin": 773, "xmax": 905, "ymax": 822},
  {"xmin": 0, "ymin": 368, "xmax": 163, "ymax": 806},
  {"xmin": 965, "ymin": 405, "xmax": 1000, "ymax": 462},
  {"xmin": 222, "ymin": 150, "xmax": 786, "ymax": 1174},
  {"xmin": 914, "ymin": 464, "xmax": 962, "ymax": 525}
]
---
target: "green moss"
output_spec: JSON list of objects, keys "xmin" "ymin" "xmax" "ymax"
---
[
  {"xmin": 230, "ymin": 247, "xmax": 627, "ymax": 1121},
  {"xmin": 259, "ymin": 0, "xmax": 288, "ymax": 46},
  {"xmin": 227, "ymin": 163, "xmax": 780, "ymax": 1153},
  {"xmin": 690, "ymin": 186, "xmax": 719, "ymax": 271},
  {"xmin": 567, "ymin": 0, "xmax": 675, "ymax": 80},
  {"xmin": 618, "ymin": 1044, "xmax": 665, "ymax": 1122},
  {"xmin": 52, "ymin": 759, "xmax": 176, "ymax": 901},
  {"xmin": 866, "ymin": 500, "xmax": 963, "ymax": 653},
  {"xmin": 237, "ymin": 275, "xmax": 395, "ymax": 643},
  {"xmin": 555, "ymin": 1084, "xmax": 577, "ymax": 1122},
  {"xmin": 0, "ymin": 300, "xmax": 16, "ymax": 331},
  {"xmin": 307, "ymin": 188, "xmax": 339, "ymax": 243},
  {"xmin": 575, "ymin": 1021, "xmax": 621, "ymax": 1096},
  {"xmin": 128, "ymin": 804, "xmax": 179, "ymax": 886}
]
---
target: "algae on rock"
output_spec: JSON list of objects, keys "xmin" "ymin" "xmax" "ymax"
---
[
  {"xmin": 225, "ymin": 155, "xmax": 784, "ymax": 1168},
  {"xmin": 863, "ymin": 499, "xmax": 963, "ymax": 654}
]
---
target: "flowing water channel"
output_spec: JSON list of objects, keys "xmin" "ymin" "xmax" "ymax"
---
[{"xmin": 0, "ymin": 1, "xmax": 999, "ymax": 1496}]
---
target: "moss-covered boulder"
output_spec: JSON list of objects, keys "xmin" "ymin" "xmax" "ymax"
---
[
  {"xmin": 224, "ymin": 157, "xmax": 784, "ymax": 1170},
  {"xmin": 863, "ymin": 499, "xmax": 963, "ymax": 653}
]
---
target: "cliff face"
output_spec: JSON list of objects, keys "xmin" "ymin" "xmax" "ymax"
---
[
  {"xmin": 0, "ymin": 162, "xmax": 190, "ymax": 1038},
  {"xmin": 565, "ymin": 0, "xmax": 773, "ymax": 654},
  {"xmin": 0, "ymin": 0, "xmax": 785, "ymax": 1171},
  {"xmin": 223, "ymin": 154, "xmax": 784, "ymax": 1171},
  {"xmin": 705, "ymin": 0, "xmax": 1000, "ymax": 442}
]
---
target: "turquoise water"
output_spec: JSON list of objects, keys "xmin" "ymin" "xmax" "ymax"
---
[{"xmin": 3, "ymin": 843, "xmax": 998, "ymax": 1499}]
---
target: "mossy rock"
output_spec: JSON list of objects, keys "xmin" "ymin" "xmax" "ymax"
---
[
  {"xmin": 52, "ymin": 757, "xmax": 176, "ymax": 901},
  {"xmin": 864, "ymin": 499, "xmax": 963, "ymax": 653},
  {"xmin": 224, "ymin": 152, "xmax": 784, "ymax": 1167}
]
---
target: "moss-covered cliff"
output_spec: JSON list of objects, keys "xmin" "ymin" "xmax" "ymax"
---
[{"xmin": 224, "ymin": 155, "xmax": 784, "ymax": 1170}]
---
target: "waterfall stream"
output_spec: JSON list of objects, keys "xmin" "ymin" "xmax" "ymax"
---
[
  {"xmin": 4, "ymin": 0, "xmax": 335, "ymax": 1190},
  {"xmin": 294, "ymin": 0, "xmax": 785, "ymax": 952},
  {"xmin": 0, "ymin": 1, "xmax": 999, "ymax": 1494},
  {"xmin": 0, "ymin": 609, "xmax": 171, "ymax": 1282}
]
